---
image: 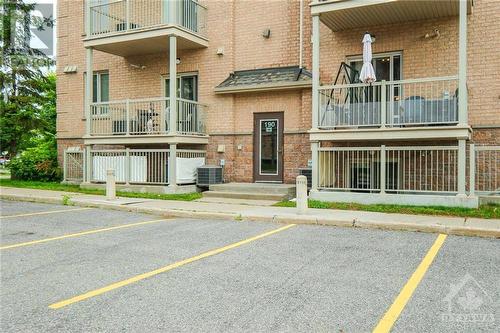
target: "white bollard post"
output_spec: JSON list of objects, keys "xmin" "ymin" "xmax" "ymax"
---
[
  {"xmin": 106, "ymin": 169, "xmax": 116, "ymax": 200},
  {"xmin": 296, "ymin": 175, "xmax": 308, "ymax": 214}
]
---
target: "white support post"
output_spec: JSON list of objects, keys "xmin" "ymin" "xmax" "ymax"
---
[
  {"xmin": 469, "ymin": 144, "xmax": 475, "ymax": 196},
  {"xmin": 296, "ymin": 175, "xmax": 308, "ymax": 214},
  {"xmin": 125, "ymin": 148, "xmax": 130, "ymax": 185},
  {"xmin": 126, "ymin": 0, "xmax": 130, "ymax": 30},
  {"xmin": 82, "ymin": 147, "xmax": 87, "ymax": 183},
  {"xmin": 85, "ymin": 0, "xmax": 91, "ymax": 36},
  {"xmin": 125, "ymin": 99, "xmax": 130, "ymax": 135},
  {"xmin": 85, "ymin": 47, "xmax": 93, "ymax": 136},
  {"xmin": 380, "ymin": 80, "xmax": 387, "ymax": 128},
  {"xmin": 168, "ymin": 144, "xmax": 177, "ymax": 188},
  {"xmin": 458, "ymin": 139, "xmax": 467, "ymax": 196},
  {"xmin": 106, "ymin": 169, "xmax": 116, "ymax": 200},
  {"xmin": 458, "ymin": 0, "xmax": 468, "ymax": 125},
  {"xmin": 380, "ymin": 145, "xmax": 386, "ymax": 194},
  {"xmin": 311, "ymin": 15, "xmax": 320, "ymax": 130},
  {"xmin": 85, "ymin": 146, "xmax": 92, "ymax": 183},
  {"xmin": 63, "ymin": 150, "xmax": 67, "ymax": 182},
  {"xmin": 311, "ymin": 141, "xmax": 319, "ymax": 191},
  {"xmin": 169, "ymin": 0, "xmax": 177, "ymax": 24},
  {"xmin": 169, "ymin": 36, "xmax": 177, "ymax": 135}
]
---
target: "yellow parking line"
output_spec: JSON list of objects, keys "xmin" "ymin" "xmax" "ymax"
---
[
  {"xmin": 0, "ymin": 207, "xmax": 92, "ymax": 219},
  {"xmin": 0, "ymin": 219, "xmax": 170, "ymax": 250},
  {"xmin": 373, "ymin": 234, "xmax": 447, "ymax": 333},
  {"xmin": 49, "ymin": 223, "xmax": 296, "ymax": 309}
]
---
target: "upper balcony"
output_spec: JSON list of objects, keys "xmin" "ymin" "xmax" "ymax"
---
[
  {"xmin": 84, "ymin": 96, "xmax": 208, "ymax": 145},
  {"xmin": 84, "ymin": 0, "xmax": 208, "ymax": 56},
  {"xmin": 311, "ymin": 0, "xmax": 472, "ymax": 32},
  {"xmin": 310, "ymin": 0, "xmax": 473, "ymax": 142},
  {"xmin": 312, "ymin": 76, "xmax": 471, "ymax": 141}
]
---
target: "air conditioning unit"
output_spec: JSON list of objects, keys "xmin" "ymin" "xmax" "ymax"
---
[
  {"xmin": 299, "ymin": 168, "xmax": 312, "ymax": 189},
  {"xmin": 197, "ymin": 165, "xmax": 223, "ymax": 187}
]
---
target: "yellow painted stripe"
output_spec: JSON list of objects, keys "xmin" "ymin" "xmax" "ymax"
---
[
  {"xmin": 0, "ymin": 207, "xmax": 92, "ymax": 219},
  {"xmin": 373, "ymin": 234, "xmax": 447, "ymax": 333},
  {"xmin": 0, "ymin": 219, "xmax": 170, "ymax": 250},
  {"xmin": 49, "ymin": 223, "xmax": 296, "ymax": 309}
]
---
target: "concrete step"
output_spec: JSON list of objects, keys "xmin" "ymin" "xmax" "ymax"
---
[
  {"xmin": 202, "ymin": 191, "xmax": 287, "ymax": 201},
  {"xmin": 209, "ymin": 183, "xmax": 296, "ymax": 197}
]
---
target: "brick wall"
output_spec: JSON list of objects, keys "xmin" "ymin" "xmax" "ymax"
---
[{"xmin": 57, "ymin": 0, "xmax": 498, "ymax": 184}]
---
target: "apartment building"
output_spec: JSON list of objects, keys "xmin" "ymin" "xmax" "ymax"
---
[
  {"xmin": 58, "ymin": 0, "xmax": 312, "ymax": 192},
  {"xmin": 58, "ymin": 0, "xmax": 499, "ymax": 207}
]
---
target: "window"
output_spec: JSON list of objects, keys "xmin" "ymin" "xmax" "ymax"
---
[{"xmin": 164, "ymin": 74, "xmax": 198, "ymax": 101}]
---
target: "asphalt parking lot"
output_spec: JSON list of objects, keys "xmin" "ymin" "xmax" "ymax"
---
[{"xmin": 1, "ymin": 200, "xmax": 499, "ymax": 332}]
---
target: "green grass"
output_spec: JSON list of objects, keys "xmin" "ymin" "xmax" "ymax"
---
[
  {"xmin": 0, "ymin": 179, "xmax": 202, "ymax": 202},
  {"xmin": 275, "ymin": 199, "xmax": 500, "ymax": 219}
]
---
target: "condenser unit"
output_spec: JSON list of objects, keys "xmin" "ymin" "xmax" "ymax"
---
[{"xmin": 197, "ymin": 165, "xmax": 223, "ymax": 187}]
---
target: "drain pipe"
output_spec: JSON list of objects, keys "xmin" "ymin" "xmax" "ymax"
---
[{"xmin": 299, "ymin": 0, "xmax": 304, "ymax": 68}]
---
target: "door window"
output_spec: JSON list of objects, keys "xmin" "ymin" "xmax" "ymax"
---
[{"xmin": 260, "ymin": 119, "xmax": 279, "ymax": 175}]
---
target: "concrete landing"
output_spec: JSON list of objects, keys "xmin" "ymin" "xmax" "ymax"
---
[
  {"xmin": 195, "ymin": 196, "xmax": 278, "ymax": 206},
  {"xmin": 204, "ymin": 183, "xmax": 296, "ymax": 201}
]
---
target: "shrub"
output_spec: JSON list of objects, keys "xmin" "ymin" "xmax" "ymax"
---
[{"xmin": 8, "ymin": 140, "xmax": 61, "ymax": 181}]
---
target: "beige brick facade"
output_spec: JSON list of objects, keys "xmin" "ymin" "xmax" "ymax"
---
[{"xmin": 57, "ymin": 0, "xmax": 499, "ymax": 185}]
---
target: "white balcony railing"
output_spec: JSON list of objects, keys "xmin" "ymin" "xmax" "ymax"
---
[
  {"xmin": 471, "ymin": 145, "xmax": 500, "ymax": 195},
  {"xmin": 88, "ymin": 148, "xmax": 206, "ymax": 185},
  {"xmin": 89, "ymin": 97, "xmax": 206, "ymax": 136},
  {"xmin": 318, "ymin": 76, "xmax": 459, "ymax": 129},
  {"xmin": 88, "ymin": 0, "xmax": 207, "ymax": 38},
  {"xmin": 318, "ymin": 145, "xmax": 459, "ymax": 194}
]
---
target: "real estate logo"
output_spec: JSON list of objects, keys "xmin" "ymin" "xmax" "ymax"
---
[
  {"xmin": 28, "ymin": 2, "xmax": 54, "ymax": 57},
  {"xmin": 441, "ymin": 273, "xmax": 495, "ymax": 323},
  {"xmin": 2, "ymin": 1, "xmax": 55, "ymax": 68}
]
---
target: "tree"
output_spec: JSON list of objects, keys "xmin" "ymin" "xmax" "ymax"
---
[{"xmin": 0, "ymin": 0, "xmax": 55, "ymax": 156}]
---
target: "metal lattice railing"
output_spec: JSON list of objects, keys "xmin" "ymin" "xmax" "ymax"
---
[
  {"xmin": 318, "ymin": 145, "xmax": 459, "ymax": 194},
  {"xmin": 318, "ymin": 76, "xmax": 459, "ymax": 129},
  {"xmin": 471, "ymin": 145, "xmax": 500, "ymax": 195},
  {"xmin": 89, "ymin": 97, "xmax": 206, "ymax": 136},
  {"xmin": 63, "ymin": 150, "xmax": 84, "ymax": 182},
  {"xmin": 88, "ymin": 148, "xmax": 206, "ymax": 185},
  {"xmin": 88, "ymin": 0, "xmax": 207, "ymax": 38}
]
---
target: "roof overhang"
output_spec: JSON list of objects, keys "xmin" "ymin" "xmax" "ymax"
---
[
  {"xmin": 214, "ymin": 81, "xmax": 312, "ymax": 94},
  {"xmin": 311, "ymin": 0, "xmax": 473, "ymax": 32}
]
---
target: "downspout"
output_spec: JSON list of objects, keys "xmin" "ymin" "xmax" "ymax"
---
[{"xmin": 299, "ymin": 0, "xmax": 304, "ymax": 68}]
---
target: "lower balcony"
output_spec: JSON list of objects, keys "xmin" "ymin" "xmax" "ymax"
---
[
  {"xmin": 84, "ymin": 97, "xmax": 208, "ymax": 145},
  {"xmin": 312, "ymin": 76, "xmax": 470, "ymax": 141},
  {"xmin": 311, "ymin": 144, "xmax": 479, "ymax": 208}
]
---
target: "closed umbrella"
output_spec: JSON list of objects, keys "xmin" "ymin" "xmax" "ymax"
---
[{"xmin": 359, "ymin": 33, "xmax": 376, "ymax": 83}]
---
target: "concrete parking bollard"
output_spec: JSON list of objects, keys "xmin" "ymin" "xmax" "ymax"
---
[
  {"xmin": 296, "ymin": 175, "xmax": 308, "ymax": 214},
  {"xmin": 106, "ymin": 169, "xmax": 116, "ymax": 200}
]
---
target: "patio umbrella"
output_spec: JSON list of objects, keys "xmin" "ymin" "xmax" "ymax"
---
[{"xmin": 359, "ymin": 33, "xmax": 376, "ymax": 83}]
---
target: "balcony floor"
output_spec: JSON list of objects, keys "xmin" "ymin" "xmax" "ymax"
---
[
  {"xmin": 309, "ymin": 125, "xmax": 471, "ymax": 142},
  {"xmin": 83, "ymin": 133, "xmax": 209, "ymax": 146},
  {"xmin": 83, "ymin": 25, "xmax": 208, "ymax": 57}
]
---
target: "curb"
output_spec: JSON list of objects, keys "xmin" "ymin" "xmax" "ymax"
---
[{"xmin": 1, "ymin": 193, "xmax": 499, "ymax": 239}]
